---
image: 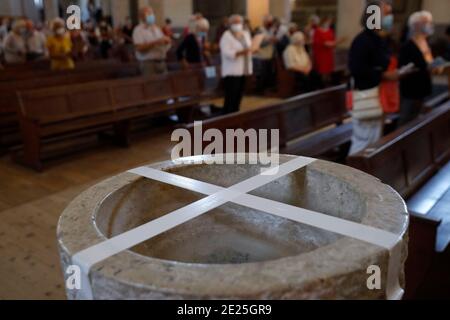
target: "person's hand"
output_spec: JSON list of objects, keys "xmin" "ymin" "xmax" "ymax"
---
[
  {"xmin": 304, "ymin": 65, "xmax": 312, "ymax": 75},
  {"xmin": 432, "ymin": 66, "xmax": 445, "ymax": 75},
  {"xmin": 383, "ymin": 70, "xmax": 399, "ymax": 81},
  {"xmin": 160, "ymin": 36, "xmax": 171, "ymax": 45},
  {"xmin": 337, "ymin": 37, "xmax": 347, "ymax": 45},
  {"xmin": 236, "ymin": 48, "xmax": 251, "ymax": 57},
  {"xmin": 181, "ymin": 59, "xmax": 189, "ymax": 69}
]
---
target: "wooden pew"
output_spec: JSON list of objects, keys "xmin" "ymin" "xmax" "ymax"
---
[
  {"xmin": 185, "ymin": 85, "xmax": 351, "ymax": 158},
  {"xmin": 0, "ymin": 59, "xmax": 132, "ymax": 82},
  {"xmin": 404, "ymin": 212, "xmax": 442, "ymax": 299},
  {"xmin": 275, "ymin": 58, "xmax": 297, "ymax": 98},
  {"xmin": 347, "ymin": 100, "xmax": 450, "ymax": 199},
  {"xmin": 347, "ymin": 101, "xmax": 450, "ymax": 299},
  {"xmin": 0, "ymin": 63, "xmax": 141, "ymax": 153},
  {"xmin": 14, "ymin": 66, "xmax": 222, "ymax": 170},
  {"xmin": 275, "ymin": 48, "xmax": 350, "ymax": 99}
]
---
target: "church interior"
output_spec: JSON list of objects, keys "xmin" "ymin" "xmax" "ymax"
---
[{"xmin": 0, "ymin": 0, "xmax": 449, "ymax": 300}]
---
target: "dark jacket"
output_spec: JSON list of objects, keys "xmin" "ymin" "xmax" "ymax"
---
[
  {"xmin": 349, "ymin": 29, "xmax": 391, "ymax": 90},
  {"xmin": 176, "ymin": 34, "xmax": 203, "ymax": 64},
  {"xmin": 399, "ymin": 40, "xmax": 432, "ymax": 100}
]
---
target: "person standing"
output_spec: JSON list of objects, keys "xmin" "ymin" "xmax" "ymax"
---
[
  {"xmin": 98, "ymin": 18, "xmax": 113, "ymax": 59},
  {"xmin": 122, "ymin": 17, "xmax": 134, "ymax": 44},
  {"xmin": 304, "ymin": 15, "xmax": 319, "ymax": 54},
  {"xmin": 176, "ymin": 18, "xmax": 210, "ymax": 67},
  {"xmin": 348, "ymin": 0, "xmax": 398, "ymax": 155},
  {"xmin": 277, "ymin": 23, "xmax": 298, "ymax": 56},
  {"xmin": 398, "ymin": 11, "xmax": 440, "ymax": 126},
  {"xmin": 3, "ymin": 19, "xmax": 27, "ymax": 64},
  {"xmin": 215, "ymin": 17, "xmax": 229, "ymax": 47},
  {"xmin": 70, "ymin": 26, "xmax": 89, "ymax": 61},
  {"xmin": 0, "ymin": 17, "xmax": 11, "ymax": 61},
  {"xmin": 46, "ymin": 18, "xmax": 75, "ymax": 71},
  {"xmin": 253, "ymin": 15, "xmax": 277, "ymax": 93},
  {"xmin": 162, "ymin": 18, "xmax": 174, "ymax": 39},
  {"xmin": 25, "ymin": 20, "xmax": 48, "ymax": 61},
  {"xmin": 220, "ymin": 14, "xmax": 253, "ymax": 114},
  {"xmin": 313, "ymin": 17, "xmax": 344, "ymax": 83},
  {"xmin": 133, "ymin": 6, "xmax": 171, "ymax": 75}
]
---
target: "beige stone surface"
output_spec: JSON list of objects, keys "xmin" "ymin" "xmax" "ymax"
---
[{"xmin": 58, "ymin": 155, "xmax": 409, "ymax": 300}]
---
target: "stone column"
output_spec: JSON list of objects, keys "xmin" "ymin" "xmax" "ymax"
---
[
  {"xmin": 22, "ymin": 0, "xmax": 40, "ymax": 21},
  {"xmin": 0, "ymin": 0, "xmax": 12, "ymax": 15},
  {"xmin": 162, "ymin": 0, "xmax": 193, "ymax": 28},
  {"xmin": 336, "ymin": 0, "xmax": 365, "ymax": 48},
  {"xmin": 100, "ymin": 0, "xmax": 112, "ymax": 17},
  {"xmin": 9, "ymin": 0, "xmax": 24, "ymax": 16},
  {"xmin": 43, "ymin": 0, "xmax": 59, "ymax": 20},
  {"xmin": 269, "ymin": 0, "xmax": 292, "ymax": 22},
  {"xmin": 247, "ymin": 0, "xmax": 269, "ymax": 27},
  {"xmin": 111, "ymin": 0, "xmax": 130, "ymax": 27},
  {"xmin": 423, "ymin": 0, "xmax": 450, "ymax": 24}
]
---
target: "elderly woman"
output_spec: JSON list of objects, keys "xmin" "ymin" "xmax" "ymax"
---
[
  {"xmin": 398, "ymin": 11, "xmax": 438, "ymax": 125},
  {"xmin": 3, "ymin": 19, "xmax": 27, "ymax": 64},
  {"xmin": 283, "ymin": 31, "xmax": 323, "ymax": 93},
  {"xmin": 176, "ymin": 18, "xmax": 210, "ymax": 67},
  {"xmin": 46, "ymin": 18, "xmax": 75, "ymax": 71},
  {"xmin": 219, "ymin": 14, "xmax": 253, "ymax": 114}
]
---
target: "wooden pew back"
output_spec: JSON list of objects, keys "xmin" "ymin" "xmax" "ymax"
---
[
  {"xmin": 347, "ymin": 101, "xmax": 450, "ymax": 198},
  {"xmin": 17, "ymin": 66, "xmax": 221, "ymax": 127},
  {"xmin": 0, "ymin": 59, "xmax": 131, "ymax": 82},
  {"xmin": 186, "ymin": 85, "xmax": 347, "ymax": 151},
  {"xmin": 0, "ymin": 64, "xmax": 141, "ymax": 115}
]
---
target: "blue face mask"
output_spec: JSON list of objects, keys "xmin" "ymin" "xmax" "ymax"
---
[
  {"xmin": 197, "ymin": 31, "xmax": 207, "ymax": 39},
  {"xmin": 146, "ymin": 14, "xmax": 156, "ymax": 25},
  {"xmin": 422, "ymin": 24, "xmax": 434, "ymax": 36},
  {"xmin": 382, "ymin": 14, "xmax": 394, "ymax": 32}
]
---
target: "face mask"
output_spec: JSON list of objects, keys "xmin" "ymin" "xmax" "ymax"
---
[
  {"xmin": 382, "ymin": 14, "xmax": 394, "ymax": 32},
  {"xmin": 322, "ymin": 23, "xmax": 331, "ymax": 29},
  {"xmin": 197, "ymin": 31, "xmax": 207, "ymax": 39},
  {"xmin": 422, "ymin": 24, "xmax": 434, "ymax": 36},
  {"xmin": 146, "ymin": 14, "xmax": 156, "ymax": 25},
  {"xmin": 231, "ymin": 23, "xmax": 243, "ymax": 33},
  {"xmin": 56, "ymin": 28, "xmax": 65, "ymax": 36}
]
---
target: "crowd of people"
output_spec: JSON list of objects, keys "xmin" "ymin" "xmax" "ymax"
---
[
  {"xmin": 349, "ymin": 0, "xmax": 448, "ymax": 154},
  {"xmin": 0, "ymin": 8, "xmax": 345, "ymax": 83},
  {"xmin": 0, "ymin": 1, "xmax": 449, "ymax": 156},
  {"xmin": 0, "ymin": 14, "xmax": 139, "ymax": 70}
]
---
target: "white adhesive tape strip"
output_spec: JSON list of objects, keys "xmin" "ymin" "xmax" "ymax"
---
[
  {"xmin": 71, "ymin": 156, "xmax": 316, "ymax": 299},
  {"xmin": 128, "ymin": 166, "xmax": 404, "ymax": 300}
]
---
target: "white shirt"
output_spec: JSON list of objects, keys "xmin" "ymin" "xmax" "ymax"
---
[
  {"xmin": 220, "ymin": 30, "xmax": 253, "ymax": 78},
  {"xmin": 132, "ymin": 23, "xmax": 170, "ymax": 62},
  {"xmin": 27, "ymin": 30, "xmax": 48, "ymax": 56},
  {"xmin": 3, "ymin": 32, "xmax": 26, "ymax": 64}
]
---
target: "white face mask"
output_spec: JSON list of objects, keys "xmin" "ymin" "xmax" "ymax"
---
[
  {"xmin": 231, "ymin": 23, "xmax": 243, "ymax": 33},
  {"xmin": 55, "ymin": 28, "xmax": 65, "ymax": 36}
]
